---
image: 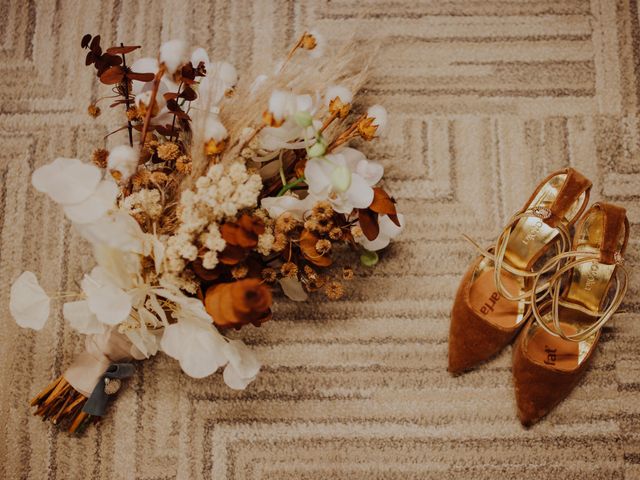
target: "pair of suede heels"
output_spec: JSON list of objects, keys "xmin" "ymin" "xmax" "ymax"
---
[{"xmin": 449, "ymin": 168, "xmax": 629, "ymax": 426}]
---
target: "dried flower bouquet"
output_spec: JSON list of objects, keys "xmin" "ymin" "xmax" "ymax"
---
[{"xmin": 9, "ymin": 32, "xmax": 404, "ymax": 433}]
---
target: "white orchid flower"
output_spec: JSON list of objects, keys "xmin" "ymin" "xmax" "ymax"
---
[
  {"xmin": 222, "ymin": 339, "xmax": 261, "ymax": 390},
  {"xmin": 356, "ymin": 213, "xmax": 405, "ymax": 251},
  {"xmin": 9, "ymin": 272, "xmax": 50, "ymax": 330},
  {"xmin": 304, "ymin": 147, "xmax": 383, "ymax": 214},
  {"xmin": 258, "ymin": 91, "xmax": 316, "ymax": 150}
]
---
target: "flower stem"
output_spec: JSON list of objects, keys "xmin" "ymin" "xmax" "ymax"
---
[
  {"xmin": 139, "ymin": 65, "xmax": 166, "ymax": 153},
  {"xmin": 121, "ymin": 43, "xmax": 134, "ymax": 147},
  {"xmin": 276, "ymin": 176, "xmax": 306, "ymax": 196}
]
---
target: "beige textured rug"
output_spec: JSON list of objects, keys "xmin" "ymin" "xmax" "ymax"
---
[{"xmin": 1, "ymin": 0, "xmax": 640, "ymax": 478}]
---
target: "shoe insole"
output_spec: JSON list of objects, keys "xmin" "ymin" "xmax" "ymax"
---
[
  {"xmin": 469, "ymin": 268, "xmax": 523, "ymax": 328},
  {"xmin": 528, "ymin": 322, "xmax": 580, "ymax": 371}
]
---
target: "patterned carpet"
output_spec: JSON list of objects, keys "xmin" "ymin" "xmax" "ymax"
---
[{"xmin": 1, "ymin": 0, "xmax": 640, "ymax": 478}]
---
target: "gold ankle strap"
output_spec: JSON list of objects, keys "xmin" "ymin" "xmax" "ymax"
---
[
  {"xmin": 464, "ymin": 208, "xmax": 571, "ymax": 304},
  {"xmin": 529, "ymin": 250, "xmax": 628, "ymax": 342}
]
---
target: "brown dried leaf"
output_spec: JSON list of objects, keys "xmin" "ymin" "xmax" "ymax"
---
[
  {"xmin": 106, "ymin": 45, "xmax": 141, "ymax": 55},
  {"xmin": 358, "ymin": 208, "xmax": 379, "ymax": 241},
  {"xmin": 81, "ymin": 34, "xmax": 92, "ymax": 49},
  {"xmin": 299, "ymin": 230, "xmax": 332, "ymax": 267},
  {"xmin": 100, "ymin": 66, "xmax": 124, "ymax": 84},
  {"xmin": 128, "ymin": 71, "xmax": 155, "ymax": 82},
  {"xmin": 369, "ymin": 188, "xmax": 396, "ymax": 215}
]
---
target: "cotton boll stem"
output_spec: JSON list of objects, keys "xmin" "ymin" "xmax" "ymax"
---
[{"xmin": 139, "ymin": 65, "xmax": 166, "ymax": 153}]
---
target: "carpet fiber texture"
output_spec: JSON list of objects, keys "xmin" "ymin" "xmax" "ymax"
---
[{"xmin": 1, "ymin": 1, "xmax": 640, "ymax": 479}]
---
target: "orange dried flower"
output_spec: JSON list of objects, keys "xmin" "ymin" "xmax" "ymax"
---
[
  {"xmin": 91, "ymin": 148, "xmax": 109, "ymax": 168},
  {"xmin": 312, "ymin": 201, "xmax": 333, "ymax": 220},
  {"xmin": 325, "ymin": 281, "xmax": 344, "ymax": 300},
  {"xmin": 329, "ymin": 227, "xmax": 343, "ymax": 241},
  {"xmin": 157, "ymin": 142, "xmax": 180, "ymax": 161},
  {"xmin": 204, "ymin": 279, "xmax": 272, "ymax": 329},
  {"xmin": 204, "ymin": 138, "xmax": 227, "ymax": 156},
  {"xmin": 261, "ymin": 268, "xmax": 277, "ymax": 283},
  {"xmin": 275, "ymin": 212, "xmax": 298, "ymax": 234},
  {"xmin": 272, "ymin": 233, "xmax": 288, "ymax": 252},
  {"xmin": 175, "ymin": 155, "xmax": 192, "ymax": 173},
  {"xmin": 150, "ymin": 171, "xmax": 169, "ymax": 184},
  {"xmin": 301, "ymin": 32, "xmax": 317, "ymax": 51},
  {"xmin": 87, "ymin": 104, "xmax": 101, "ymax": 118},
  {"xmin": 280, "ymin": 262, "xmax": 298, "ymax": 278},
  {"xmin": 126, "ymin": 106, "xmax": 142, "ymax": 121},
  {"xmin": 328, "ymin": 97, "xmax": 350, "ymax": 119},
  {"xmin": 315, "ymin": 239, "xmax": 331, "ymax": 255},
  {"xmin": 231, "ymin": 264, "xmax": 249, "ymax": 279},
  {"xmin": 131, "ymin": 169, "xmax": 151, "ymax": 189},
  {"xmin": 357, "ymin": 116, "xmax": 378, "ymax": 141},
  {"xmin": 342, "ymin": 267, "xmax": 355, "ymax": 281}
]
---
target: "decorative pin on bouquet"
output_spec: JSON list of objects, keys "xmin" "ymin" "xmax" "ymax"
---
[{"xmin": 9, "ymin": 32, "xmax": 404, "ymax": 433}]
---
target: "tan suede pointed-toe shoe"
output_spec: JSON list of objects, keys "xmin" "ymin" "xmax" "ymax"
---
[
  {"xmin": 449, "ymin": 168, "xmax": 592, "ymax": 374},
  {"xmin": 513, "ymin": 203, "xmax": 629, "ymax": 426}
]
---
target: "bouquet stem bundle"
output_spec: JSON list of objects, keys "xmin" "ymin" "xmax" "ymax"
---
[{"xmin": 31, "ymin": 376, "xmax": 91, "ymax": 433}]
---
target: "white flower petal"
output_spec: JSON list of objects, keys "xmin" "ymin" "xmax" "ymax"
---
[
  {"xmin": 32, "ymin": 158, "xmax": 102, "ymax": 205},
  {"xmin": 338, "ymin": 148, "xmax": 366, "ymax": 171},
  {"xmin": 379, "ymin": 213, "xmax": 405, "ymax": 238},
  {"xmin": 279, "ymin": 277, "xmax": 309, "ymax": 301},
  {"xmin": 261, "ymin": 195, "xmax": 312, "ymax": 221},
  {"xmin": 223, "ymin": 339, "xmax": 261, "ymax": 379},
  {"xmin": 304, "ymin": 159, "xmax": 332, "ymax": 196},
  {"xmin": 63, "ymin": 300, "xmax": 104, "ymax": 334},
  {"xmin": 346, "ymin": 174, "xmax": 374, "ymax": 210},
  {"xmin": 180, "ymin": 328, "xmax": 227, "ymax": 378},
  {"xmin": 81, "ymin": 268, "xmax": 131, "ymax": 325},
  {"xmin": 76, "ymin": 212, "xmax": 147, "ymax": 253},
  {"xmin": 295, "ymin": 94, "xmax": 313, "ymax": 113},
  {"xmin": 159, "ymin": 323, "xmax": 184, "ymax": 360},
  {"xmin": 358, "ymin": 232, "xmax": 390, "ymax": 251},
  {"xmin": 223, "ymin": 362, "xmax": 256, "ymax": 390},
  {"xmin": 9, "ymin": 272, "xmax": 50, "ymax": 330},
  {"xmin": 161, "ymin": 320, "xmax": 228, "ymax": 378},
  {"xmin": 222, "ymin": 339, "xmax": 260, "ymax": 389},
  {"xmin": 63, "ymin": 180, "xmax": 118, "ymax": 224},
  {"xmin": 356, "ymin": 159, "xmax": 384, "ymax": 186}
]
